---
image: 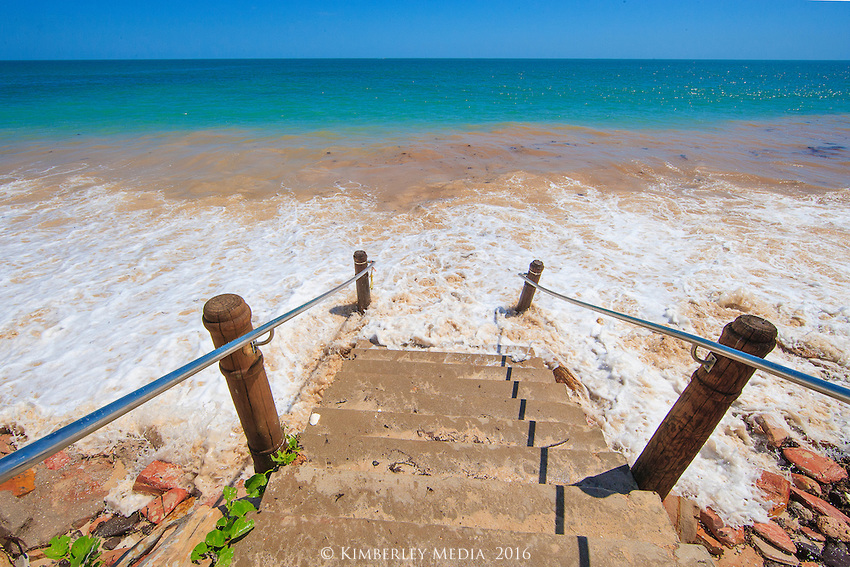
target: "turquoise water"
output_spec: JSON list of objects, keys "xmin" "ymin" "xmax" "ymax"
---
[{"xmin": 1, "ymin": 59, "xmax": 849, "ymax": 137}]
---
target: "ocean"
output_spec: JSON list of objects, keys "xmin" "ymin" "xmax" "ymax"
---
[{"xmin": 1, "ymin": 59, "xmax": 849, "ymax": 521}]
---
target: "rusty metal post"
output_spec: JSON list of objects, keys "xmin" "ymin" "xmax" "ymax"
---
[
  {"xmin": 631, "ymin": 315, "xmax": 777, "ymax": 499},
  {"xmin": 202, "ymin": 294, "xmax": 283, "ymax": 473},
  {"xmin": 354, "ymin": 250, "xmax": 371, "ymax": 312},
  {"xmin": 516, "ymin": 259, "xmax": 544, "ymax": 313}
]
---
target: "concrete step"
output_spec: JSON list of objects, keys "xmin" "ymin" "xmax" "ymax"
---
[
  {"xmin": 306, "ymin": 407, "xmax": 608, "ymax": 450},
  {"xmin": 320, "ymin": 380, "xmax": 587, "ymax": 424},
  {"xmin": 234, "ymin": 515, "xmax": 715, "ymax": 567},
  {"xmin": 351, "ymin": 347, "xmax": 547, "ymax": 369},
  {"xmin": 261, "ymin": 465, "xmax": 678, "ymax": 545},
  {"xmin": 300, "ymin": 433, "xmax": 637, "ymax": 493},
  {"xmin": 328, "ymin": 369, "xmax": 572, "ymax": 403},
  {"xmin": 341, "ymin": 357, "xmax": 555, "ymax": 382}
]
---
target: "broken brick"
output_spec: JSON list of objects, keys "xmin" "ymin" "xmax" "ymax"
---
[
  {"xmin": 752, "ymin": 521, "xmax": 796, "ymax": 555},
  {"xmin": 133, "ymin": 460, "xmax": 184, "ymax": 495},
  {"xmin": 783, "ymin": 447, "xmax": 848, "ymax": 484},
  {"xmin": 757, "ymin": 470, "xmax": 791, "ymax": 517}
]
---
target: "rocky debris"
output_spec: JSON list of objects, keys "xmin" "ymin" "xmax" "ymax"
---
[
  {"xmin": 0, "ymin": 445, "xmax": 218, "ymax": 567},
  {"xmin": 791, "ymin": 486, "xmax": 850, "ymax": 525},
  {"xmin": 801, "ymin": 526, "xmax": 826, "ymax": 542},
  {"xmin": 757, "ymin": 470, "xmax": 791, "ymax": 517},
  {"xmin": 752, "ymin": 533, "xmax": 800, "ymax": 565},
  {"xmin": 791, "ymin": 501, "xmax": 817, "ymax": 524},
  {"xmin": 94, "ymin": 512, "xmax": 142, "ymax": 539},
  {"xmin": 753, "ymin": 521, "xmax": 796, "ymax": 555},
  {"xmin": 823, "ymin": 542, "xmax": 850, "ymax": 567},
  {"xmin": 0, "ymin": 454, "xmax": 121, "ymax": 550},
  {"xmin": 792, "ymin": 473, "xmax": 823, "ymax": 497},
  {"xmin": 717, "ymin": 544, "xmax": 764, "ymax": 566},
  {"xmin": 696, "ymin": 526, "xmax": 724, "ymax": 554},
  {"xmin": 133, "ymin": 460, "xmax": 186, "ymax": 495},
  {"xmin": 784, "ymin": 447, "xmax": 848, "ymax": 484},
  {"xmin": 140, "ymin": 488, "xmax": 190, "ymax": 524},
  {"xmin": 754, "ymin": 413, "xmax": 791, "ymax": 448},
  {"xmin": 818, "ymin": 516, "xmax": 850, "ymax": 543},
  {"xmin": 701, "ymin": 507, "xmax": 746, "ymax": 547}
]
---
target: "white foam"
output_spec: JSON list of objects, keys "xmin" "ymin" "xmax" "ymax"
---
[{"xmin": 1, "ymin": 170, "xmax": 849, "ymax": 524}]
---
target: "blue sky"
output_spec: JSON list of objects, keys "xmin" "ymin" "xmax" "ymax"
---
[{"xmin": 1, "ymin": 0, "xmax": 849, "ymax": 60}]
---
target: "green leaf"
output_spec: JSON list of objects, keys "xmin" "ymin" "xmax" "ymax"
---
[
  {"xmin": 222, "ymin": 486, "xmax": 237, "ymax": 503},
  {"xmin": 44, "ymin": 535, "xmax": 71, "ymax": 559},
  {"xmin": 228, "ymin": 499, "xmax": 256, "ymax": 519},
  {"xmin": 216, "ymin": 546, "xmax": 235, "ymax": 567},
  {"xmin": 69, "ymin": 536, "xmax": 101, "ymax": 567},
  {"xmin": 190, "ymin": 542, "xmax": 209, "ymax": 562},
  {"xmin": 216, "ymin": 517, "xmax": 229, "ymax": 529},
  {"xmin": 244, "ymin": 474, "xmax": 268, "ymax": 497},
  {"xmin": 227, "ymin": 517, "xmax": 255, "ymax": 541},
  {"xmin": 205, "ymin": 528, "xmax": 227, "ymax": 549}
]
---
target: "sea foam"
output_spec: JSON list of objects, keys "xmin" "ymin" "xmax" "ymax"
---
[{"xmin": 1, "ymin": 143, "xmax": 849, "ymax": 523}]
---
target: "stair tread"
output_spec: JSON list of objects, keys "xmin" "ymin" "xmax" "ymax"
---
[
  {"xmin": 326, "ymin": 370, "xmax": 574, "ymax": 403},
  {"xmin": 299, "ymin": 432, "xmax": 637, "ymax": 493},
  {"xmin": 321, "ymin": 380, "xmax": 586, "ymax": 424},
  {"xmin": 351, "ymin": 347, "xmax": 547, "ymax": 368},
  {"xmin": 341, "ymin": 358, "xmax": 555, "ymax": 382},
  {"xmin": 234, "ymin": 515, "xmax": 714, "ymax": 567},
  {"xmin": 259, "ymin": 465, "xmax": 678, "ymax": 544},
  {"xmin": 306, "ymin": 407, "xmax": 607, "ymax": 449}
]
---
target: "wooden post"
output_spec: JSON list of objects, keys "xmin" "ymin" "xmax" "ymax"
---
[
  {"xmin": 354, "ymin": 250, "xmax": 371, "ymax": 312},
  {"xmin": 631, "ymin": 315, "xmax": 777, "ymax": 499},
  {"xmin": 203, "ymin": 294, "xmax": 283, "ymax": 474},
  {"xmin": 516, "ymin": 259, "xmax": 544, "ymax": 313}
]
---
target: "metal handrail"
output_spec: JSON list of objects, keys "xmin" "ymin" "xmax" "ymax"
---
[
  {"xmin": 519, "ymin": 273, "xmax": 850, "ymax": 405},
  {"xmin": 0, "ymin": 262, "xmax": 375, "ymax": 484}
]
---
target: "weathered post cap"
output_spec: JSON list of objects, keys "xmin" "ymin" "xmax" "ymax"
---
[
  {"xmin": 729, "ymin": 314, "xmax": 778, "ymax": 345},
  {"xmin": 354, "ymin": 250, "xmax": 368, "ymax": 264},
  {"xmin": 202, "ymin": 294, "xmax": 253, "ymax": 345},
  {"xmin": 529, "ymin": 259, "xmax": 544, "ymax": 275}
]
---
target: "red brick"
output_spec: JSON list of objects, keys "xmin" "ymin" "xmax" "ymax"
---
[
  {"xmin": 44, "ymin": 450, "xmax": 75, "ymax": 470},
  {"xmin": 791, "ymin": 486, "xmax": 850, "ymax": 524},
  {"xmin": 791, "ymin": 473, "xmax": 822, "ymax": 497},
  {"xmin": 0, "ymin": 467, "xmax": 35, "ymax": 497},
  {"xmin": 783, "ymin": 447, "xmax": 848, "ymax": 484},
  {"xmin": 696, "ymin": 526, "xmax": 724, "ymax": 555},
  {"xmin": 161, "ymin": 488, "xmax": 189, "ymax": 518},
  {"xmin": 801, "ymin": 526, "xmax": 826, "ymax": 542},
  {"xmin": 700, "ymin": 507, "xmax": 746, "ymax": 547},
  {"xmin": 133, "ymin": 460, "xmax": 183, "ymax": 495},
  {"xmin": 756, "ymin": 471, "xmax": 791, "ymax": 517},
  {"xmin": 141, "ymin": 487, "xmax": 189, "ymax": 524},
  {"xmin": 752, "ymin": 521, "xmax": 796, "ymax": 555},
  {"xmin": 141, "ymin": 495, "xmax": 165, "ymax": 524}
]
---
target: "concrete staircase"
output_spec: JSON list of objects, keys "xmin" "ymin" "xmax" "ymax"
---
[{"xmin": 234, "ymin": 346, "xmax": 714, "ymax": 566}]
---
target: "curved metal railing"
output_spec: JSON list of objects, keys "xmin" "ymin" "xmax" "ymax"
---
[
  {"xmin": 519, "ymin": 273, "xmax": 850, "ymax": 405},
  {"xmin": 0, "ymin": 261, "xmax": 375, "ymax": 484}
]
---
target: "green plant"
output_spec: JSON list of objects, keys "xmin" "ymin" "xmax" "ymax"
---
[
  {"xmin": 44, "ymin": 534, "xmax": 102, "ymax": 567},
  {"xmin": 191, "ymin": 433, "xmax": 300, "ymax": 566}
]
